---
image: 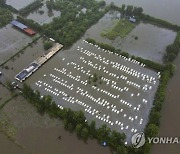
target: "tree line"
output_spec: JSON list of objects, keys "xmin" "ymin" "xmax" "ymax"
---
[
  {"xmin": 164, "ymin": 30, "xmax": 180, "ymax": 63},
  {"xmin": 0, "ymin": 7, "xmax": 13, "ymax": 27}
]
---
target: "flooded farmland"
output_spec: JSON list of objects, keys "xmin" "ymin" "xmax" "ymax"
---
[
  {"xmin": 0, "ymin": 37, "xmax": 48, "ymax": 82},
  {"xmin": 6, "ymin": 0, "xmax": 35, "ymax": 10},
  {"xmin": 98, "ymin": 0, "xmax": 180, "ymax": 25},
  {"xmin": 0, "ymin": 24, "xmax": 33, "ymax": 64},
  {"xmin": 121, "ymin": 23, "xmax": 176, "ymax": 63},
  {"xmin": 26, "ymin": 2, "xmax": 61, "ymax": 25},
  {"xmin": 83, "ymin": 12, "xmax": 176, "ymax": 63}
]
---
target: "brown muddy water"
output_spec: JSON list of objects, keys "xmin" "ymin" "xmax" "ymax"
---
[
  {"xmin": 26, "ymin": 2, "xmax": 61, "ymax": 25},
  {"xmin": 0, "ymin": 133, "xmax": 28, "ymax": 153},
  {"xmin": 0, "ymin": 24, "xmax": 33, "ymax": 64},
  {"xmin": 150, "ymin": 53, "xmax": 180, "ymax": 154},
  {"xmin": 16, "ymin": 127, "xmax": 112, "ymax": 154}
]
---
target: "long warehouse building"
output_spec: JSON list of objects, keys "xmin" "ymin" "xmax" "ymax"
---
[{"xmin": 11, "ymin": 20, "xmax": 36, "ymax": 36}]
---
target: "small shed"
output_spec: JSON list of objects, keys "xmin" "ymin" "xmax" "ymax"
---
[{"xmin": 129, "ymin": 17, "xmax": 136, "ymax": 23}]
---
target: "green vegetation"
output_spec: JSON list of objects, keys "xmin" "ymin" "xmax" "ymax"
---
[
  {"xmin": 101, "ymin": 19, "xmax": 135, "ymax": 40},
  {"xmin": 0, "ymin": 0, "xmax": 18, "ymax": 13},
  {"xmin": 43, "ymin": 40, "xmax": 53, "ymax": 50},
  {"xmin": 19, "ymin": 0, "xmax": 43, "ymax": 16},
  {"xmin": 17, "ymin": 16, "xmax": 42, "ymax": 32},
  {"xmin": 88, "ymin": 73, "xmax": 103, "ymax": 86},
  {"xmin": 0, "ymin": 0, "xmax": 6, "ymax": 7},
  {"xmin": 110, "ymin": 4, "xmax": 143, "ymax": 17},
  {"xmin": 140, "ymin": 14, "xmax": 179, "ymax": 31},
  {"xmin": 164, "ymin": 30, "xmax": 180, "ymax": 63},
  {"xmin": 0, "ymin": 8, "xmax": 13, "ymax": 27},
  {"xmin": 42, "ymin": 0, "xmax": 107, "ymax": 47}
]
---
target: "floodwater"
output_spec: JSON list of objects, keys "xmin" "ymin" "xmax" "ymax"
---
[
  {"xmin": 96, "ymin": 1, "xmax": 180, "ymax": 154},
  {"xmin": 150, "ymin": 53, "xmax": 180, "ymax": 154},
  {"xmin": 0, "ymin": 24, "xmax": 33, "ymax": 64},
  {"xmin": 121, "ymin": 23, "xmax": 176, "ymax": 63},
  {"xmin": 27, "ymin": 2, "xmax": 61, "ymax": 25},
  {"xmin": 0, "ymin": 38, "xmax": 47, "ymax": 82},
  {"xmin": 0, "ymin": 133, "xmax": 28, "ymax": 153},
  {"xmin": 97, "ymin": 0, "xmax": 180, "ymax": 25},
  {"xmin": 83, "ymin": 12, "xmax": 176, "ymax": 63},
  {"xmin": 26, "ymin": 40, "xmax": 159, "ymax": 143},
  {"xmin": 0, "ymin": 84, "xmax": 11, "ymax": 106},
  {"xmin": 16, "ymin": 127, "xmax": 112, "ymax": 154},
  {"xmin": 6, "ymin": 0, "xmax": 35, "ymax": 10},
  {"xmin": 1, "ymin": 0, "xmax": 180, "ymax": 153}
]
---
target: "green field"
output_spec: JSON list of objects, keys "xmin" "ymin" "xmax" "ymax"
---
[{"xmin": 101, "ymin": 19, "xmax": 136, "ymax": 40}]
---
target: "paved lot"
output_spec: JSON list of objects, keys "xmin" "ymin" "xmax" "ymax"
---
[{"xmin": 27, "ymin": 40, "xmax": 159, "ymax": 143}]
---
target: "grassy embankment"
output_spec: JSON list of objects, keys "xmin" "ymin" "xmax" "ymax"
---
[{"xmin": 101, "ymin": 19, "xmax": 135, "ymax": 40}]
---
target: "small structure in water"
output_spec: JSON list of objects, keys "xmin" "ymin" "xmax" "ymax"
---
[
  {"xmin": 11, "ymin": 20, "xmax": 36, "ymax": 36},
  {"xmin": 129, "ymin": 16, "xmax": 136, "ymax": 23}
]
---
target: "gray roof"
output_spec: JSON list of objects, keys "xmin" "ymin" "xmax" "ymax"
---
[{"xmin": 11, "ymin": 20, "xmax": 27, "ymax": 30}]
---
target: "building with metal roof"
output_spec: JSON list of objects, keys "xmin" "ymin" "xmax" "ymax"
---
[
  {"xmin": 11, "ymin": 20, "xmax": 36, "ymax": 35},
  {"xmin": 11, "ymin": 20, "xmax": 27, "ymax": 30}
]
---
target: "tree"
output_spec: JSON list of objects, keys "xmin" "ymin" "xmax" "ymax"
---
[
  {"xmin": 44, "ymin": 41, "xmax": 53, "ymax": 50},
  {"xmin": 137, "ymin": 7, "xmax": 143, "ymax": 16},
  {"xmin": 81, "ymin": 127, "xmax": 89, "ymax": 140},
  {"xmin": 74, "ymin": 110, "xmax": 86, "ymax": 124},
  {"xmin": 149, "ymin": 111, "xmax": 161, "ymax": 126},
  {"xmin": 46, "ymin": 0, "xmax": 54, "ymax": 12},
  {"xmin": 121, "ymin": 4, "xmax": 126, "ymax": 14},
  {"xmin": 97, "ymin": 124, "xmax": 111, "ymax": 142},
  {"xmin": 0, "ymin": 0, "xmax": 6, "ymax": 7},
  {"xmin": 89, "ymin": 120, "xmax": 96, "ymax": 137},
  {"xmin": 126, "ymin": 5, "xmax": 133, "ymax": 16},
  {"xmin": 109, "ymin": 131, "xmax": 125, "ymax": 148},
  {"xmin": 68, "ymin": 123, "xmax": 74, "ymax": 132},
  {"xmin": 76, "ymin": 124, "xmax": 83, "ymax": 136},
  {"xmin": 117, "ymin": 145, "xmax": 128, "ymax": 154},
  {"xmin": 146, "ymin": 124, "xmax": 159, "ymax": 137}
]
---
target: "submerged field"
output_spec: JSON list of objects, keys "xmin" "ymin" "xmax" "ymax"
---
[
  {"xmin": 6, "ymin": 0, "xmax": 35, "ymax": 10},
  {"xmin": 26, "ymin": 2, "xmax": 61, "ymax": 25},
  {"xmin": 101, "ymin": 19, "xmax": 135, "ymax": 40},
  {"xmin": 0, "ymin": 24, "xmax": 35, "ymax": 64},
  {"xmin": 81, "ymin": 11, "xmax": 176, "ymax": 63}
]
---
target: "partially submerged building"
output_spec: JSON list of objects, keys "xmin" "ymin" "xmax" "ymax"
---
[
  {"xmin": 11, "ymin": 20, "xmax": 36, "ymax": 36},
  {"xmin": 129, "ymin": 17, "xmax": 136, "ymax": 23}
]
